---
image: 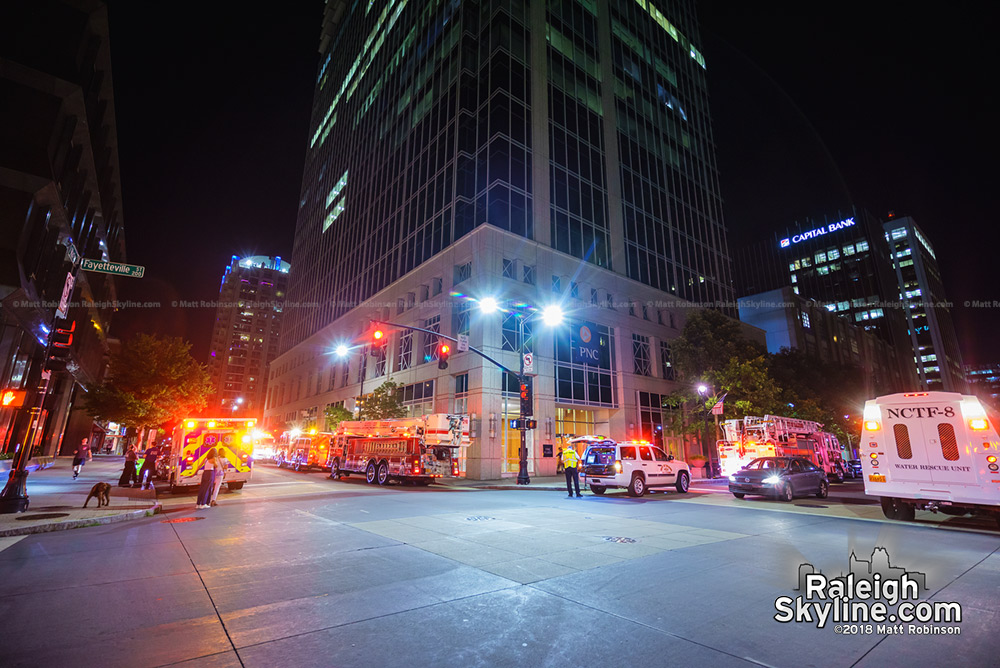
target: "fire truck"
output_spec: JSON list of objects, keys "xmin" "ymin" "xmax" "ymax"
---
[
  {"xmin": 167, "ymin": 417, "xmax": 255, "ymax": 491},
  {"xmin": 716, "ymin": 415, "xmax": 846, "ymax": 481},
  {"xmin": 330, "ymin": 414, "xmax": 469, "ymax": 485},
  {"xmin": 278, "ymin": 432, "xmax": 333, "ymax": 472}
]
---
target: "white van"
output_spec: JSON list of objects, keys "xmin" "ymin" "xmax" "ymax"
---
[{"xmin": 860, "ymin": 392, "xmax": 1000, "ymax": 525}]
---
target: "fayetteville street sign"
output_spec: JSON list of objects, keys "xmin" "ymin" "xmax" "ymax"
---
[
  {"xmin": 80, "ymin": 258, "xmax": 145, "ymax": 278},
  {"xmin": 779, "ymin": 217, "xmax": 855, "ymax": 248}
]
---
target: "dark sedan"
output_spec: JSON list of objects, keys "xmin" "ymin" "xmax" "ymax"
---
[
  {"xmin": 728, "ymin": 456, "xmax": 829, "ymax": 501},
  {"xmin": 846, "ymin": 459, "xmax": 863, "ymax": 479}
]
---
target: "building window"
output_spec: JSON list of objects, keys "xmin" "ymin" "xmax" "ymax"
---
[
  {"xmin": 454, "ymin": 373, "xmax": 469, "ymax": 415},
  {"xmin": 422, "ymin": 315, "xmax": 441, "ymax": 363},
  {"xmin": 591, "ymin": 288, "xmax": 599, "ymax": 305},
  {"xmin": 801, "ymin": 312, "xmax": 811, "ymax": 328},
  {"xmin": 357, "ymin": 346, "xmax": 368, "ymax": 382},
  {"xmin": 552, "ymin": 275, "xmax": 561, "ymax": 293},
  {"xmin": 454, "ymin": 300, "xmax": 471, "ymax": 336},
  {"xmin": 605, "ymin": 293, "xmax": 613, "ymax": 309},
  {"xmin": 555, "ymin": 322, "xmax": 616, "ymax": 406},
  {"xmin": 502, "ymin": 258, "xmax": 516, "ymax": 279},
  {"xmin": 523, "ymin": 265, "xmax": 535, "ymax": 285},
  {"xmin": 570, "ymin": 281, "xmax": 579, "ymax": 299},
  {"xmin": 340, "ymin": 359, "xmax": 350, "ymax": 388},
  {"xmin": 502, "ymin": 311, "xmax": 533, "ymax": 352},
  {"xmin": 397, "ymin": 330, "xmax": 413, "ymax": 371},
  {"xmin": 660, "ymin": 342, "xmax": 674, "ymax": 380},
  {"xmin": 454, "ymin": 262, "xmax": 471, "ymax": 285},
  {"xmin": 396, "ymin": 380, "xmax": 435, "ymax": 417},
  {"xmin": 633, "ymin": 334, "xmax": 651, "ymax": 376},
  {"xmin": 628, "ymin": 301, "xmax": 636, "ymax": 317},
  {"xmin": 431, "ymin": 277, "xmax": 442, "ymax": 296}
]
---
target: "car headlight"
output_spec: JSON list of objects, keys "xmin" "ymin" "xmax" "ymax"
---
[
  {"xmin": 728, "ymin": 475, "xmax": 737, "ymax": 482},
  {"xmin": 763, "ymin": 475, "xmax": 782, "ymax": 485}
]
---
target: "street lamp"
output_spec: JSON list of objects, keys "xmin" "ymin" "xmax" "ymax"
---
[
  {"xmin": 335, "ymin": 343, "xmax": 365, "ymax": 420},
  {"xmin": 696, "ymin": 383, "xmax": 719, "ymax": 477},
  {"xmin": 481, "ymin": 300, "xmax": 564, "ymax": 485}
]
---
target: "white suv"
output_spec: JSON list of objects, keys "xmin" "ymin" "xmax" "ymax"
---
[{"xmin": 579, "ymin": 440, "xmax": 691, "ymax": 497}]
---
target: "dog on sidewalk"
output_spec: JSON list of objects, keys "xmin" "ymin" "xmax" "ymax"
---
[{"xmin": 83, "ymin": 482, "xmax": 111, "ymax": 508}]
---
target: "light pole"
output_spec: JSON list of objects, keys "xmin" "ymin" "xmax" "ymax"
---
[
  {"xmin": 335, "ymin": 344, "xmax": 365, "ymax": 420},
  {"xmin": 697, "ymin": 383, "xmax": 720, "ymax": 477}
]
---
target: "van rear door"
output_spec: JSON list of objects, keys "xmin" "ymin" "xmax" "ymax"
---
[{"xmin": 881, "ymin": 397, "xmax": 975, "ymax": 486}]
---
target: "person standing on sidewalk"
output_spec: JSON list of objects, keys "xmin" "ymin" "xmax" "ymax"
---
[
  {"xmin": 72, "ymin": 437, "xmax": 91, "ymax": 479},
  {"xmin": 209, "ymin": 451, "xmax": 227, "ymax": 506},
  {"xmin": 138, "ymin": 444, "xmax": 160, "ymax": 490},
  {"xmin": 560, "ymin": 444, "xmax": 582, "ymax": 498},
  {"xmin": 196, "ymin": 448, "xmax": 220, "ymax": 509},
  {"xmin": 119, "ymin": 445, "xmax": 139, "ymax": 487}
]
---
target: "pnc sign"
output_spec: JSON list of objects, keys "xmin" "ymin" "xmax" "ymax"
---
[
  {"xmin": 573, "ymin": 322, "xmax": 604, "ymax": 365},
  {"xmin": 779, "ymin": 217, "xmax": 855, "ymax": 248}
]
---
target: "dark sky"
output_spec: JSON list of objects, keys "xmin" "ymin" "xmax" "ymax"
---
[{"xmin": 106, "ymin": 1, "xmax": 999, "ymax": 365}]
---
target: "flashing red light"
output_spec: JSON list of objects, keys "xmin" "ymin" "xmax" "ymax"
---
[{"xmin": 373, "ymin": 329, "xmax": 384, "ymax": 341}]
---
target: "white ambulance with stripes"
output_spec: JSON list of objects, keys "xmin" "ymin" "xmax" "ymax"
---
[{"xmin": 860, "ymin": 392, "xmax": 1000, "ymax": 526}]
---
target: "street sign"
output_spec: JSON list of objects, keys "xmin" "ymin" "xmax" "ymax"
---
[
  {"xmin": 80, "ymin": 258, "xmax": 145, "ymax": 278},
  {"xmin": 56, "ymin": 271, "xmax": 74, "ymax": 319},
  {"xmin": 523, "ymin": 352, "xmax": 534, "ymax": 375},
  {"xmin": 456, "ymin": 334, "xmax": 469, "ymax": 352},
  {"xmin": 1, "ymin": 389, "xmax": 27, "ymax": 408}
]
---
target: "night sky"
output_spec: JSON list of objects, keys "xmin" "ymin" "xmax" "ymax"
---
[{"xmin": 106, "ymin": 1, "xmax": 999, "ymax": 366}]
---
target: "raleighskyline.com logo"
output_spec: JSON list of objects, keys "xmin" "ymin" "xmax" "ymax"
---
[{"xmin": 774, "ymin": 547, "xmax": 962, "ymax": 635}]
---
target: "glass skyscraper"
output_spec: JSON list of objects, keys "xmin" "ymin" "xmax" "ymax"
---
[{"xmin": 268, "ymin": 0, "xmax": 734, "ymax": 478}]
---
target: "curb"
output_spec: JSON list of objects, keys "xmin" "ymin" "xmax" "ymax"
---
[{"xmin": 0, "ymin": 503, "xmax": 162, "ymax": 538}]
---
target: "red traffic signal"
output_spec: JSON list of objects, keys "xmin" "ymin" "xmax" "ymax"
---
[
  {"xmin": 519, "ymin": 376, "xmax": 533, "ymax": 416},
  {"xmin": 438, "ymin": 342, "xmax": 451, "ymax": 370},
  {"xmin": 370, "ymin": 328, "xmax": 387, "ymax": 356}
]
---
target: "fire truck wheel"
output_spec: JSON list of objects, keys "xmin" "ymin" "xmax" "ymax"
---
[
  {"xmin": 294, "ymin": 462, "xmax": 302, "ymax": 472},
  {"xmin": 779, "ymin": 483, "xmax": 793, "ymax": 502},
  {"xmin": 896, "ymin": 501, "xmax": 915, "ymax": 521},
  {"xmin": 227, "ymin": 481, "xmax": 244, "ymax": 491},
  {"xmin": 365, "ymin": 461, "xmax": 378, "ymax": 484},
  {"xmin": 627, "ymin": 474, "xmax": 646, "ymax": 497},
  {"xmin": 589, "ymin": 485, "xmax": 606, "ymax": 495},
  {"xmin": 816, "ymin": 480, "xmax": 829, "ymax": 498},
  {"xmin": 879, "ymin": 496, "xmax": 899, "ymax": 520},
  {"xmin": 377, "ymin": 461, "xmax": 389, "ymax": 485},
  {"xmin": 675, "ymin": 471, "xmax": 690, "ymax": 493},
  {"xmin": 330, "ymin": 459, "xmax": 340, "ymax": 478},
  {"xmin": 732, "ymin": 492, "xmax": 745, "ymax": 499}
]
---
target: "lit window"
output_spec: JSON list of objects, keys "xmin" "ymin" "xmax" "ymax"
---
[
  {"xmin": 856, "ymin": 240, "xmax": 870, "ymax": 252},
  {"xmin": 843, "ymin": 245, "xmax": 856, "ymax": 255},
  {"xmin": 801, "ymin": 312, "xmax": 811, "ymax": 328}
]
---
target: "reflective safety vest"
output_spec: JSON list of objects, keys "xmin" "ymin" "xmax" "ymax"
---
[{"xmin": 560, "ymin": 447, "xmax": 581, "ymax": 468}]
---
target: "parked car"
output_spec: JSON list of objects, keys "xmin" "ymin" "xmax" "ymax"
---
[
  {"xmin": 846, "ymin": 459, "xmax": 863, "ymax": 479},
  {"xmin": 728, "ymin": 456, "xmax": 829, "ymax": 501},
  {"xmin": 580, "ymin": 440, "xmax": 690, "ymax": 497}
]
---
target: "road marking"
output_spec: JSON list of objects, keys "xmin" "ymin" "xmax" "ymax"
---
[
  {"xmin": 0, "ymin": 536, "xmax": 26, "ymax": 554},
  {"xmin": 247, "ymin": 482, "xmax": 317, "ymax": 487}
]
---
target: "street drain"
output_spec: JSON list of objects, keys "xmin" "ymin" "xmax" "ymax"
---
[
  {"xmin": 466, "ymin": 516, "xmax": 495, "ymax": 522},
  {"xmin": 15, "ymin": 513, "xmax": 70, "ymax": 521},
  {"xmin": 161, "ymin": 517, "xmax": 206, "ymax": 523},
  {"xmin": 603, "ymin": 536, "xmax": 637, "ymax": 543}
]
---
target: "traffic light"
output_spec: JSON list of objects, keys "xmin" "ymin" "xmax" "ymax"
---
[
  {"xmin": 519, "ymin": 376, "xmax": 533, "ymax": 417},
  {"xmin": 438, "ymin": 341, "xmax": 451, "ymax": 370},
  {"xmin": 370, "ymin": 328, "xmax": 386, "ymax": 356}
]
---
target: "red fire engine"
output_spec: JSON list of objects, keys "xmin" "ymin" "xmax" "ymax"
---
[{"xmin": 717, "ymin": 415, "xmax": 846, "ymax": 481}]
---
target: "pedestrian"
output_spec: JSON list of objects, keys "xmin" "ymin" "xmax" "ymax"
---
[
  {"xmin": 138, "ymin": 443, "xmax": 160, "ymax": 490},
  {"xmin": 196, "ymin": 448, "xmax": 219, "ymax": 509},
  {"xmin": 119, "ymin": 445, "xmax": 139, "ymax": 487},
  {"xmin": 556, "ymin": 446, "xmax": 565, "ymax": 474},
  {"xmin": 72, "ymin": 437, "xmax": 91, "ymax": 479},
  {"xmin": 560, "ymin": 444, "xmax": 582, "ymax": 498},
  {"xmin": 210, "ymin": 451, "xmax": 227, "ymax": 506}
]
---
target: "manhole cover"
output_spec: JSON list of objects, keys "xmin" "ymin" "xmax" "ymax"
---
[
  {"xmin": 603, "ymin": 536, "xmax": 637, "ymax": 543},
  {"xmin": 466, "ymin": 516, "xmax": 495, "ymax": 522},
  {"xmin": 15, "ymin": 513, "xmax": 70, "ymax": 521},
  {"xmin": 161, "ymin": 517, "xmax": 206, "ymax": 523},
  {"xmin": 796, "ymin": 504, "xmax": 828, "ymax": 509}
]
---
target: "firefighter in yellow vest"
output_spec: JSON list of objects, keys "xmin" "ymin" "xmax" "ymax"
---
[{"xmin": 561, "ymin": 445, "xmax": 582, "ymax": 497}]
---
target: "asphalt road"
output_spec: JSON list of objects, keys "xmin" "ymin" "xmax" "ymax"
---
[{"xmin": 1, "ymin": 465, "xmax": 998, "ymax": 668}]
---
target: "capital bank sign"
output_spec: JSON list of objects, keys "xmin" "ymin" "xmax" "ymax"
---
[{"xmin": 779, "ymin": 217, "xmax": 855, "ymax": 248}]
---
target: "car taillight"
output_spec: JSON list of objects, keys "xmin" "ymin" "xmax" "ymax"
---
[
  {"xmin": 864, "ymin": 420, "xmax": 880, "ymax": 432},
  {"xmin": 614, "ymin": 460, "xmax": 622, "ymax": 473}
]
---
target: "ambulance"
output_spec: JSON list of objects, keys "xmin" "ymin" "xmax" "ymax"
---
[
  {"xmin": 330, "ymin": 414, "xmax": 468, "ymax": 485},
  {"xmin": 860, "ymin": 392, "xmax": 1000, "ymax": 525},
  {"xmin": 167, "ymin": 417, "xmax": 255, "ymax": 491}
]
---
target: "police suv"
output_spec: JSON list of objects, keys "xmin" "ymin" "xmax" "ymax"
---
[
  {"xmin": 860, "ymin": 391, "xmax": 1000, "ymax": 526},
  {"xmin": 576, "ymin": 437, "xmax": 691, "ymax": 497}
]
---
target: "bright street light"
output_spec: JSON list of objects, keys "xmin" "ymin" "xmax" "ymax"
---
[
  {"xmin": 697, "ymin": 384, "xmax": 709, "ymax": 395},
  {"xmin": 479, "ymin": 297, "xmax": 498, "ymax": 314},
  {"xmin": 541, "ymin": 304, "xmax": 564, "ymax": 327},
  {"xmin": 335, "ymin": 344, "xmax": 349, "ymax": 357}
]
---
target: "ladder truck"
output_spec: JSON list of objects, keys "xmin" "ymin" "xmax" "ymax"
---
[{"xmin": 717, "ymin": 415, "xmax": 846, "ymax": 481}]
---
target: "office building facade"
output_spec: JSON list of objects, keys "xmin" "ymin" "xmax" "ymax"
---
[
  {"xmin": 208, "ymin": 256, "xmax": 289, "ymax": 418},
  {"xmin": 965, "ymin": 363, "xmax": 1000, "ymax": 407},
  {"xmin": 883, "ymin": 215, "xmax": 965, "ymax": 392},
  {"xmin": 1, "ymin": 0, "xmax": 126, "ymax": 456},
  {"xmin": 268, "ymin": 0, "xmax": 735, "ymax": 477}
]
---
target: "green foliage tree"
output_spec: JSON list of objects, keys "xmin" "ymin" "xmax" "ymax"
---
[
  {"xmin": 83, "ymin": 334, "xmax": 212, "ymax": 439},
  {"xmin": 324, "ymin": 404, "xmax": 354, "ymax": 431},
  {"xmin": 670, "ymin": 309, "xmax": 764, "ymax": 381},
  {"xmin": 363, "ymin": 381, "xmax": 407, "ymax": 420}
]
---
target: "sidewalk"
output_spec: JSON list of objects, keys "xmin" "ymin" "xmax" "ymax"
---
[{"xmin": 0, "ymin": 456, "xmax": 160, "ymax": 537}]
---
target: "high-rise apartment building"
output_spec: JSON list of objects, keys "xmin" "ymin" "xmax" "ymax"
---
[
  {"xmin": 965, "ymin": 363, "xmax": 1000, "ymax": 407},
  {"xmin": 1, "ymin": 0, "xmax": 126, "ymax": 459},
  {"xmin": 267, "ymin": 0, "xmax": 735, "ymax": 478},
  {"xmin": 208, "ymin": 256, "xmax": 289, "ymax": 418},
  {"xmin": 883, "ymin": 215, "xmax": 965, "ymax": 391}
]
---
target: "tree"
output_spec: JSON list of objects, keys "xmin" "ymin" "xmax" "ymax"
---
[
  {"xmin": 83, "ymin": 334, "xmax": 212, "ymax": 440},
  {"xmin": 324, "ymin": 404, "xmax": 353, "ymax": 431},
  {"xmin": 670, "ymin": 309, "xmax": 764, "ymax": 381},
  {"xmin": 363, "ymin": 381, "xmax": 406, "ymax": 420}
]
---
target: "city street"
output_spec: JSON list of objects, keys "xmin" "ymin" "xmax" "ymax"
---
[{"xmin": 1, "ymin": 466, "xmax": 998, "ymax": 667}]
